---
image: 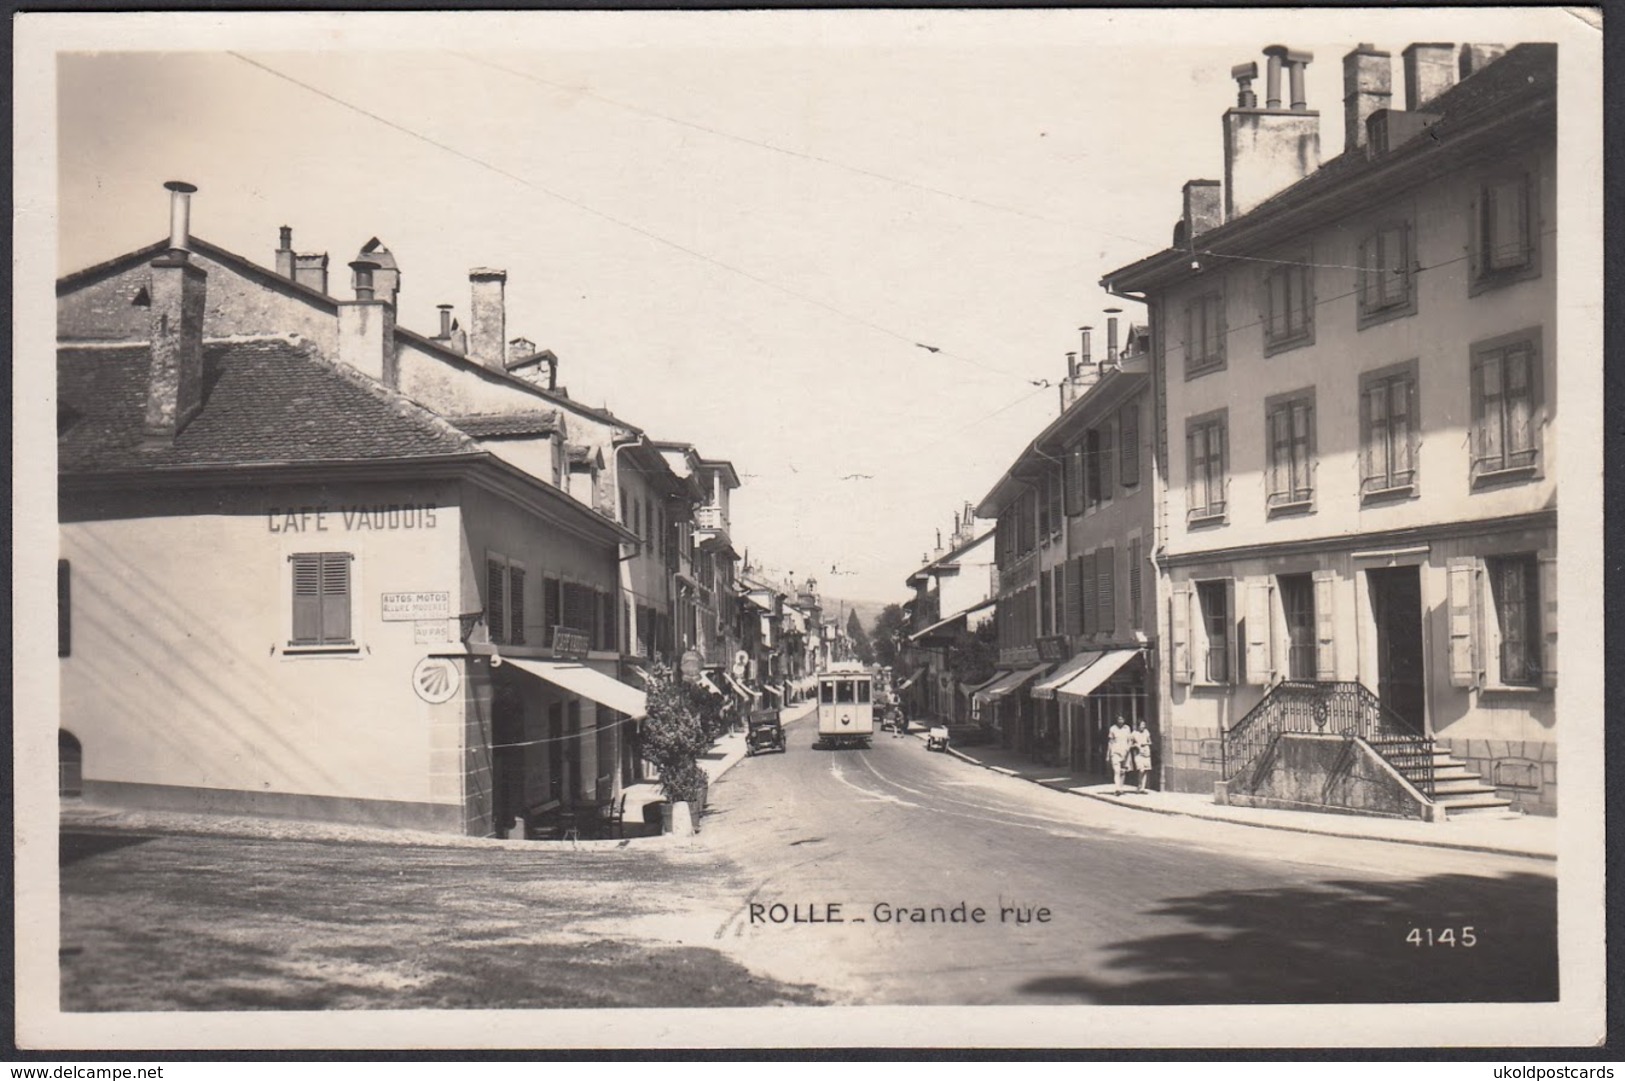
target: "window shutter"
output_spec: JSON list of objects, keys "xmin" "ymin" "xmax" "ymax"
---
[
  {"xmin": 1120, "ymin": 404, "xmax": 1140, "ymax": 487},
  {"xmin": 1398, "ymin": 222, "xmax": 1413, "ymax": 301},
  {"xmin": 487, "ymin": 559, "xmax": 507, "ymax": 644},
  {"xmin": 1184, "ymin": 302, "xmax": 1195, "ymax": 372},
  {"xmin": 1081, "ymin": 550, "xmax": 1097, "ymax": 635},
  {"xmin": 1099, "ymin": 425, "xmax": 1114, "ymax": 500},
  {"xmin": 1292, "ymin": 403, "xmax": 1313, "ymax": 498},
  {"xmin": 319, "ymin": 553, "xmax": 351, "ymax": 643},
  {"xmin": 1447, "ymin": 557, "xmax": 1481, "ymax": 689},
  {"xmin": 1170, "ymin": 582, "xmax": 1194, "ymax": 685},
  {"xmin": 1067, "ymin": 556, "xmax": 1084, "ymax": 634},
  {"xmin": 291, "ymin": 553, "xmax": 322, "ymax": 644},
  {"xmin": 1098, "ymin": 546, "xmax": 1115, "ymax": 635},
  {"xmin": 1391, "ymin": 379, "xmax": 1414, "ymax": 481},
  {"xmin": 1246, "ymin": 579, "xmax": 1274, "ymax": 685},
  {"xmin": 1054, "ymin": 561, "xmax": 1068, "ymax": 639},
  {"xmin": 509, "ymin": 566, "xmax": 526, "ymax": 645},
  {"xmin": 543, "ymin": 576, "xmax": 561, "ymax": 648},
  {"xmin": 1215, "ymin": 293, "xmax": 1227, "ymax": 364},
  {"xmin": 1468, "ymin": 193, "xmax": 1483, "ymax": 280},
  {"xmin": 1312, "ymin": 570, "xmax": 1337, "ymax": 681},
  {"xmin": 1266, "ymin": 408, "xmax": 1285, "ymax": 499},
  {"xmin": 1507, "ymin": 347, "xmax": 1534, "ymax": 456},
  {"xmin": 1538, "ymin": 550, "xmax": 1557, "ymax": 688},
  {"xmin": 1299, "ymin": 263, "xmax": 1314, "ymax": 333},
  {"xmin": 1186, "ymin": 427, "xmax": 1201, "ymax": 512},
  {"xmin": 1128, "ymin": 538, "xmax": 1143, "ymax": 631}
]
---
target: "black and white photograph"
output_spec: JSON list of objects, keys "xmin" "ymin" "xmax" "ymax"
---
[{"xmin": 12, "ymin": 6, "xmax": 1606, "ymax": 1052}]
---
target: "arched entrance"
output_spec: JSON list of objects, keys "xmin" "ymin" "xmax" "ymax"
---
[{"xmin": 59, "ymin": 730, "xmax": 83, "ymax": 798}]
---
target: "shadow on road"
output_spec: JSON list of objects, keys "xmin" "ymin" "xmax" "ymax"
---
[
  {"xmin": 60, "ymin": 831, "xmax": 159, "ymax": 867},
  {"xmin": 1020, "ymin": 870, "xmax": 1556, "ymax": 1005}
]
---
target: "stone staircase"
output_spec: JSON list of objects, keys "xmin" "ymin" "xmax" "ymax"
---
[{"xmin": 1393, "ymin": 744, "xmax": 1514, "ymax": 818}]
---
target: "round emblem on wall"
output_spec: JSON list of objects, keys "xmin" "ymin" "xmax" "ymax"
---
[{"xmin": 412, "ymin": 656, "xmax": 461, "ymax": 705}]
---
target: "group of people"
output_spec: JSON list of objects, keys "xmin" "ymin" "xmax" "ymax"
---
[{"xmin": 1106, "ymin": 716, "xmax": 1154, "ymax": 795}]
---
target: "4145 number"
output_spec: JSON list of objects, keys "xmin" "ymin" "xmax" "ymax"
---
[{"xmin": 1406, "ymin": 926, "xmax": 1477, "ymax": 947}]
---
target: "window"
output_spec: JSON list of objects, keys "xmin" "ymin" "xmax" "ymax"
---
[
  {"xmin": 543, "ymin": 577, "xmax": 561, "ymax": 647},
  {"xmin": 1358, "ymin": 222, "xmax": 1415, "ymax": 327},
  {"xmin": 58, "ymin": 559, "xmax": 71, "ymax": 658},
  {"xmin": 290, "ymin": 552, "xmax": 353, "ymax": 647},
  {"xmin": 836, "ymin": 680, "xmax": 855, "ymax": 704},
  {"xmin": 857, "ymin": 680, "xmax": 871, "ymax": 704},
  {"xmin": 1471, "ymin": 171, "xmax": 1538, "ymax": 292},
  {"xmin": 1279, "ymin": 573, "xmax": 1315, "ymax": 680},
  {"xmin": 1047, "ymin": 467, "xmax": 1062, "ymax": 535},
  {"xmin": 1040, "ymin": 568, "xmax": 1053, "ymax": 635},
  {"xmin": 1186, "ymin": 411, "xmax": 1228, "ymax": 524},
  {"xmin": 509, "ymin": 565, "xmax": 527, "ymax": 646},
  {"xmin": 1184, "ymin": 290, "xmax": 1226, "ymax": 376},
  {"xmin": 1265, "ymin": 393, "xmax": 1315, "ymax": 512},
  {"xmin": 1063, "ymin": 442, "xmax": 1084, "ymax": 517},
  {"xmin": 1119, "ymin": 403, "xmax": 1140, "ymax": 489},
  {"xmin": 1263, "ymin": 259, "xmax": 1313, "ymax": 352},
  {"xmin": 1360, "ymin": 363, "xmax": 1419, "ymax": 497},
  {"xmin": 1081, "ymin": 552, "xmax": 1097, "ymax": 635},
  {"xmin": 1197, "ymin": 580, "xmax": 1232, "ymax": 684},
  {"xmin": 562, "ymin": 581, "xmax": 595, "ymax": 638},
  {"xmin": 821, "ymin": 680, "xmax": 835, "ymax": 704},
  {"xmin": 1488, "ymin": 555, "xmax": 1541, "ymax": 686},
  {"xmin": 1471, "ymin": 335, "xmax": 1540, "ymax": 481}
]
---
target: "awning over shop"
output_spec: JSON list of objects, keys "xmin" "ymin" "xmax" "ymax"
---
[
  {"xmin": 1031, "ymin": 651, "xmax": 1104, "ymax": 700},
  {"xmin": 895, "ymin": 670, "xmax": 923, "ymax": 692},
  {"xmin": 503, "ymin": 658, "xmax": 648, "ymax": 719},
  {"xmin": 1055, "ymin": 649, "xmax": 1142, "ymax": 704},
  {"xmin": 909, "ymin": 598, "xmax": 996, "ymax": 642},
  {"xmin": 698, "ymin": 673, "xmax": 727, "ymax": 698},
  {"xmin": 973, "ymin": 664, "xmax": 1048, "ymax": 706},
  {"xmin": 722, "ymin": 673, "xmax": 754, "ymax": 700},
  {"xmin": 761, "ymin": 684, "xmax": 782, "ymax": 699}
]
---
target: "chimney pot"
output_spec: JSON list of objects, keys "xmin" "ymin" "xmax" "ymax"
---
[
  {"xmin": 437, "ymin": 303, "xmax": 454, "ymax": 338},
  {"xmin": 1459, "ymin": 42, "xmax": 1506, "ymax": 79},
  {"xmin": 162, "ymin": 180, "xmax": 197, "ymax": 253},
  {"xmin": 293, "ymin": 252, "xmax": 329, "ymax": 295},
  {"xmin": 1262, "ymin": 46, "xmax": 1288, "ymax": 108},
  {"xmin": 275, "ymin": 226, "xmax": 296, "ymax": 279},
  {"xmin": 1066, "ymin": 351, "xmax": 1078, "ymax": 380},
  {"xmin": 143, "ymin": 248, "xmax": 207, "ymax": 439},
  {"xmin": 349, "ymin": 259, "xmax": 379, "ymax": 302},
  {"xmin": 1231, "ymin": 61, "xmax": 1259, "ymax": 108},
  {"xmin": 278, "ymin": 225, "xmax": 292, "ymax": 251},
  {"xmin": 1080, "ymin": 325, "xmax": 1093, "ymax": 364},
  {"xmin": 1181, "ymin": 179, "xmax": 1224, "ymax": 239}
]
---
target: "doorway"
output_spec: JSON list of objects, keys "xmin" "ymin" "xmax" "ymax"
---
[
  {"xmin": 1367, "ymin": 566, "xmax": 1426, "ymax": 732},
  {"xmin": 491, "ymin": 681, "xmax": 526, "ymax": 833}
]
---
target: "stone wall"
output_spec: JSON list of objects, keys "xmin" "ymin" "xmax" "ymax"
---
[{"xmin": 1440, "ymin": 735, "xmax": 1557, "ymax": 817}]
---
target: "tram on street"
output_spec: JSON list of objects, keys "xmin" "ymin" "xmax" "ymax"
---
[{"xmin": 816, "ymin": 665, "xmax": 875, "ymax": 749}]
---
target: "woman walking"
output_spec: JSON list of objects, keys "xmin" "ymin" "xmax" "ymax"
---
[
  {"xmin": 1130, "ymin": 718, "xmax": 1155, "ymax": 793},
  {"xmin": 1106, "ymin": 715, "xmax": 1134, "ymax": 795}
]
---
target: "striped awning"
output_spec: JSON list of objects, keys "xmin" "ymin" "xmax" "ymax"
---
[
  {"xmin": 1055, "ymin": 649, "xmax": 1142, "ymax": 704},
  {"xmin": 972, "ymin": 664, "xmax": 1047, "ymax": 706},
  {"xmin": 1031, "ymin": 651, "xmax": 1104, "ymax": 700}
]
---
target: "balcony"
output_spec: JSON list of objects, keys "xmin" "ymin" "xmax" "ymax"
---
[
  {"xmin": 693, "ymin": 503, "xmax": 733, "ymax": 553},
  {"xmin": 998, "ymin": 550, "xmax": 1038, "ymax": 594}
]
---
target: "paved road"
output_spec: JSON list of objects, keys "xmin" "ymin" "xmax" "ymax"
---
[{"xmin": 701, "ymin": 709, "xmax": 1557, "ymax": 1006}]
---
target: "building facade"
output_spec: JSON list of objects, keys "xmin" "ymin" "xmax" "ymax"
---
[{"xmin": 1103, "ymin": 42, "xmax": 1557, "ymax": 814}]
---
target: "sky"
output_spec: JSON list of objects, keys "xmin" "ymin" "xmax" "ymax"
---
[{"xmin": 44, "ymin": 8, "xmax": 1587, "ymax": 605}]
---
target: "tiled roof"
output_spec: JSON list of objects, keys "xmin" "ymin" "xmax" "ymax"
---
[
  {"xmin": 449, "ymin": 411, "xmax": 560, "ymax": 438},
  {"xmin": 58, "ymin": 338, "xmax": 480, "ymax": 473}
]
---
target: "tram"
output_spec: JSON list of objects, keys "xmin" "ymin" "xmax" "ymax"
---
[{"xmin": 816, "ymin": 665, "xmax": 875, "ymax": 749}]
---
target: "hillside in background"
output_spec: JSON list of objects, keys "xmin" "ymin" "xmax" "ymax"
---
[{"xmin": 818, "ymin": 597, "xmax": 891, "ymax": 635}]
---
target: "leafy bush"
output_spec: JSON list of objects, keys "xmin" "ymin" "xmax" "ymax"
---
[{"xmin": 640, "ymin": 664, "xmax": 721, "ymax": 805}]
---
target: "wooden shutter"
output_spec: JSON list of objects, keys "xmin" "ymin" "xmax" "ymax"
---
[
  {"xmin": 57, "ymin": 559, "xmax": 71, "ymax": 658},
  {"xmin": 1312, "ymin": 570, "xmax": 1337, "ymax": 681},
  {"xmin": 1120, "ymin": 403, "xmax": 1140, "ymax": 487},
  {"xmin": 1054, "ymin": 561, "xmax": 1068, "ymax": 638},
  {"xmin": 1506, "ymin": 346, "xmax": 1534, "ymax": 459},
  {"xmin": 1292, "ymin": 402, "xmax": 1313, "ymax": 499},
  {"xmin": 543, "ymin": 576, "xmax": 561, "ymax": 648},
  {"xmin": 487, "ymin": 559, "xmax": 507, "ymax": 644},
  {"xmin": 1099, "ymin": 423, "xmax": 1115, "ymax": 501},
  {"xmin": 1081, "ymin": 550, "xmax": 1097, "ymax": 635},
  {"xmin": 1128, "ymin": 538, "xmax": 1142, "ymax": 630},
  {"xmin": 1447, "ymin": 557, "xmax": 1482, "ymax": 688},
  {"xmin": 1267, "ymin": 407, "xmax": 1287, "ymax": 500},
  {"xmin": 1298, "ymin": 262, "xmax": 1314, "ymax": 333},
  {"xmin": 1039, "ymin": 568, "xmax": 1053, "ymax": 635},
  {"xmin": 1357, "ymin": 237, "xmax": 1373, "ymax": 310},
  {"xmin": 1063, "ymin": 556, "xmax": 1080, "ymax": 634},
  {"xmin": 1538, "ymin": 550, "xmax": 1557, "ymax": 688},
  {"xmin": 291, "ymin": 553, "xmax": 322, "ymax": 644},
  {"xmin": 1169, "ymin": 582, "xmax": 1194, "ymax": 685},
  {"xmin": 509, "ymin": 565, "xmax": 526, "ymax": 645},
  {"xmin": 1245, "ymin": 579, "xmax": 1274, "ymax": 685},
  {"xmin": 1098, "ymin": 546, "xmax": 1115, "ymax": 636}
]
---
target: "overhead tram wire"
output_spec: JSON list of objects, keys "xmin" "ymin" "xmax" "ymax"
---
[
  {"xmin": 226, "ymin": 51, "xmax": 1039, "ymax": 387},
  {"xmin": 448, "ymin": 49, "xmax": 1173, "ymax": 253}
]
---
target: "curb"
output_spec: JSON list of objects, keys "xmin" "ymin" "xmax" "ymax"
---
[{"xmin": 946, "ymin": 750, "xmax": 1555, "ymax": 862}]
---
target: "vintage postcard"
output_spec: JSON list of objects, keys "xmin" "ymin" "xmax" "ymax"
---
[{"xmin": 12, "ymin": 6, "xmax": 1606, "ymax": 1051}]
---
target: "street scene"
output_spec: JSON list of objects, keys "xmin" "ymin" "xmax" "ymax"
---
[{"xmin": 22, "ymin": 5, "xmax": 1603, "ymax": 1052}]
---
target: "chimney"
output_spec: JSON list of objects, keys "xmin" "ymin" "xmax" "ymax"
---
[
  {"xmin": 436, "ymin": 303, "xmax": 454, "ymax": 339},
  {"xmin": 469, "ymin": 268, "xmax": 507, "ymax": 371},
  {"xmin": 1079, "ymin": 326, "xmax": 1093, "ymax": 365},
  {"xmin": 1181, "ymin": 180, "xmax": 1223, "ymax": 241},
  {"xmin": 1105, "ymin": 309, "xmax": 1122, "ymax": 364},
  {"xmin": 1402, "ymin": 43, "xmax": 1457, "ymax": 110},
  {"xmin": 508, "ymin": 336, "xmax": 536, "ymax": 363},
  {"xmin": 276, "ymin": 226, "xmax": 295, "ymax": 279},
  {"xmin": 338, "ymin": 258, "xmax": 397, "ymax": 387},
  {"xmin": 144, "ymin": 183, "xmax": 206, "ymax": 440},
  {"xmin": 1065, "ymin": 351, "xmax": 1078, "ymax": 380},
  {"xmin": 293, "ymin": 252, "xmax": 329, "ymax": 294},
  {"xmin": 356, "ymin": 238, "xmax": 400, "ymax": 308},
  {"xmin": 1342, "ymin": 44, "xmax": 1392, "ymax": 153},
  {"xmin": 1459, "ymin": 43, "xmax": 1506, "ymax": 79},
  {"xmin": 1223, "ymin": 46, "xmax": 1321, "ymax": 220},
  {"xmin": 1366, "ymin": 108, "xmax": 1440, "ymax": 156}
]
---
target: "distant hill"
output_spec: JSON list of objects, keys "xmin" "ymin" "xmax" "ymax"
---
[{"xmin": 820, "ymin": 597, "xmax": 890, "ymax": 633}]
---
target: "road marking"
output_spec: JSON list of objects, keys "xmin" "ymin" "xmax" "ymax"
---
[{"xmin": 828, "ymin": 758, "xmax": 922, "ymax": 808}]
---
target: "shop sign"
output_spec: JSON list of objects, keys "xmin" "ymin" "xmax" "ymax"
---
[
  {"xmin": 412, "ymin": 656, "xmax": 461, "ymax": 705},
  {"xmin": 414, "ymin": 620, "xmax": 451, "ymax": 645},
  {"xmin": 1036, "ymin": 635, "xmax": 1069, "ymax": 662},
  {"xmin": 382, "ymin": 591, "xmax": 452, "ymax": 621},
  {"xmin": 550, "ymin": 626, "xmax": 591, "ymax": 660}
]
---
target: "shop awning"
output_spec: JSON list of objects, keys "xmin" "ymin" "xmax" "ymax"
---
[
  {"xmin": 1031, "ymin": 651, "xmax": 1104, "ymax": 700},
  {"xmin": 503, "ymin": 658, "xmax": 647, "ymax": 718},
  {"xmin": 722, "ymin": 673, "xmax": 754, "ymax": 700},
  {"xmin": 909, "ymin": 598, "xmax": 996, "ymax": 642},
  {"xmin": 698, "ymin": 673, "xmax": 727, "ymax": 697},
  {"xmin": 761, "ymin": 684, "xmax": 782, "ymax": 699},
  {"xmin": 1055, "ymin": 649, "xmax": 1142, "ymax": 704},
  {"xmin": 973, "ymin": 664, "xmax": 1047, "ymax": 705},
  {"xmin": 895, "ymin": 670, "xmax": 923, "ymax": 692}
]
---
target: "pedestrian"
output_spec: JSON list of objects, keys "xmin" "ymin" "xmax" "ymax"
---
[
  {"xmin": 1130, "ymin": 718, "xmax": 1154, "ymax": 793},
  {"xmin": 1106, "ymin": 714, "xmax": 1133, "ymax": 795}
]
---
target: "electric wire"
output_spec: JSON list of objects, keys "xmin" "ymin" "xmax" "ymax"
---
[{"xmin": 227, "ymin": 51, "xmax": 1038, "ymax": 385}]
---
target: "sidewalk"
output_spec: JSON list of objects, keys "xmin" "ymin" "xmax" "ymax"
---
[{"xmin": 929, "ymin": 730, "xmax": 1557, "ymax": 861}]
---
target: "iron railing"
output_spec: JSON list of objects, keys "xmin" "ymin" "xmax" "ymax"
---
[{"xmin": 1220, "ymin": 679, "xmax": 1435, "ymax": 799}]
